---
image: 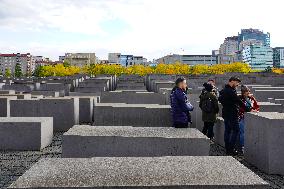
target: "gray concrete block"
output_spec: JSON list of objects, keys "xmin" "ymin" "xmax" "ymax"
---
[
  {"xmin": 10, "ymin": 99, "xmax": 41, "ymax": 117},
  {"xmin": 78, "ymin": 79, "xmax": 110, "ymax": 90},
  {"xmin": 39, "ymin": 98, "xmax": 79, "ymax": 131},
  {"xmin": 74, "ymin": 86, "xmax": 105, "ymax": 93},
  {"xmin": 245, "ymin": 112, "xmax": 284, "ymax": 175},
  {"xmin": 0, "ymin": 90, "xmax": 15, "ymax": 94},
  {"xmin": 154, "ymin": 81, "xmax": 175, "ymax": 93},
  {"xmin": 62, "ymin": 125, "xmax": 210, "ymax": 157},
  {"xmin": 93, "ymin": 103, "xmax": 172, "ymax": 127},
  {"xmin": 10, "ymin": 98, "xmax": 79, "ymax": 132},
  {"xmin": 39, "ymin": 83, "xmax": 70, "ymax": 96},
  {"xmin": 214, "ymin": 117, "xmax": 225, "ymax": 147},
  {"xmin": 116, "ymin": 82, "xmax": 146, "ymax": 90},
  {"xmin": 101, "ymin": 91, "xmax": 167, "ymax": 104},
  {"xmin": 2, "ymin": 84, "xmax": 33, "ymax": 93},
  {"xmin": 69, "ymin": 96, "xmax": 95, "ymax": 123},
  {"xmin": 31, "ymin": 91, "xmax": 60, "ymax": 97},
  {"xmin": 0, "ymin": 96, "xmax": 17, "ymax": 117},
  {"xmin": 0, "ymin": 117, "xmax": 53, "ymax": 150},
  {"xmin": 8, "ymin": 156, "xmax": 268, "ymax": 188},
  {"xmin": 258, "ymin": 102, "xmax": 283, "ymax": 112},
  {"xmin": 254, "ymin": 90, "xmax": 284, "ymax": 102}
]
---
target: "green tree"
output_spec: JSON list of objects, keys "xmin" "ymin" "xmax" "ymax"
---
[
  {"xmin": 4, "ymin": 68, "xmax": 11, "ymax": 78},
  {"xmin": 264, "ymin": 66, "xmax": 272, "ymax": 73},
  {"xmin": 63, "ymin": 60, "xmax": 71, "ymax": 67},
  {"xmin": 14, "ymin": 63, "xmax": 22, "ymax": 77},
  {"xmin": 33, "ymin": 65, "xmax": 43, "ymax": 77}
]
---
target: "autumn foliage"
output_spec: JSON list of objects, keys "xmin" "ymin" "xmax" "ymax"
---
[
  {"xmin": 272, "ymin": 68, "xmax": 284, "ymax": 74},
  {"xmin": 34, "ymin": 62, "xmax": 275, "ymax": 77}
]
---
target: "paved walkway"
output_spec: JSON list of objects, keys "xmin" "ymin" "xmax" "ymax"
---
[{"xmin": 1, "ymin": 132, "xmax": 283, "ymax": 189}]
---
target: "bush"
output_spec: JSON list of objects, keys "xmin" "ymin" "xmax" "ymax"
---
[{"xmin": 34, "ymin": 62, "xmax": 257, "ymax": 77}]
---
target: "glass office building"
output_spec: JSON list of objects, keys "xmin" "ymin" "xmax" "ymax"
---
[
  {"xmin": 119, "ymin": 55, "xmax": 133, "ymax": 67},
  {"xmin": 238, "ymin": 29, "xmax": 270, "ymax": 50},
  {"xmin": 242, "ymin": 45, "xmax": 273, "ymax": 70},
  {"xmin": 273, "ymin": 47, "xmax": 284, "ymax": 68}
]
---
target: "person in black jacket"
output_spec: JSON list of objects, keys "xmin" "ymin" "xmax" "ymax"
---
[
  {"xmin": 218, "ymin": 76, "xmax": 246, "ymax": 155},
  {"xmin": 170, "ymin": 77, "xmax": 194, "ymax": 128}
]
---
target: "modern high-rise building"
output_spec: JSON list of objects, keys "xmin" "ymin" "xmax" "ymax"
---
[
  {"xmin": 157, "ymin": 54, "xmax": 217, "ymax": 66},
  {"xmin": 220, "ymin": 36, "xmax": 239, "ymax": 55},
  {"xmin": 238, "ymin": 29, "xmax": 270, "ymax": 50},
  {"xmin": 242, "ymin": 45, "xmax": 273, "ymax": 70},
  {"xmin": 0, "ymin": 53, "xmax": 34, "ymax": 75},
  {"xmin": 218, "ymin": 36, "xmax": 239, "ymax": 64},
  {"xmin": 273, "ymin": 47, "xmax": 284, "ymax": 68},
  {"xmin": 65, "ymin": 53, "xmax": 97, "ymax": 67}
]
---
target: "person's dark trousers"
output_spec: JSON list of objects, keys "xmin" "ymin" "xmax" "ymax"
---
[
  {"xmin": 224, "ymin": 116, "xmax": 240, "ymax": 154},
  {"xmin": 173, "ymin": 122, "xmax": 189, "ymax": 128},
  {"xmin": 202, "ymin": 122, "xmax": 214, "ymax": 139}
]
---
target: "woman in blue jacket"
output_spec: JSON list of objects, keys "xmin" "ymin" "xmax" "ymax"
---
[{"xmin": 170, "ymin": 77, "xmax": 194, "ymax": 128}]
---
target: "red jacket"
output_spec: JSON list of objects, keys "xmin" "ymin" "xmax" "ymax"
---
[{"xmin": 238, "ymin": 95, "xmax": 260, "ymax": 120}]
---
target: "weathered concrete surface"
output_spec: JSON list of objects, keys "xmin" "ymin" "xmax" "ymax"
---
[
  {"xmin": 245, "ymin": 112, "xmax": 284, "ymax": 175},
  {"xmin": 39, "ymin": 98, "xmax": 79, "ymax": 131},
  {"xmin": 258, "ymin": 102, "xmax": 283, "ymax": 112},
  {"xmin": 101, "ymin": 91, "xmax": 167, "ymax": 104},
  {"xmin": 62, "ymin": 125, "xmax": 210, "ymax": 157},
  {"xmin": 93, "ymin": 103, "xmax": 172, "ymax": 127},
  {"xmin": 0, "ymin": 94, "xmax": 31, "ymax": 99},
  {"xmin": 0, "ymin": 90, "xmax": 15, "ymax": 94},
  {"xmin": 254, "ymin": 90, "xmax": 284, "ymax": 102},
  {"xmin": 0, "ymin": 117, "xmax": 53, "ymax": 150},
  {"xmin": 8, "ymin": 156, "xmax": 268, "ymax": 189},
  {"xmin": 213, "ymin": 117, "xmax": 225, "ymax": 147},
  {"xmin": 31, "ymin": 91, "xmax": 60, "ymax": 97},
  {"xmin": 68, "ymin": 96, "xmax": 98, "ymax": 123},
  {"xmin": 0, "ymin": 96, "xmax": 17, "ymax": 117},
  {"xmin": 38, "ymin": 83, "xmax": 70, "ymax": 96},
  {"xmin": 10, "ymin": 98, "xmax": 79, "ymax": 132}
]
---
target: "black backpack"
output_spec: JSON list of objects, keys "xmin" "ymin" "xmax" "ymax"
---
[{"xmin": 201, "ymin": 96, "xmax": 214, "ymax": 113}]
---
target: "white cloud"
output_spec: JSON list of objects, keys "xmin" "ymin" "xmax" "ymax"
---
[{"xmin": 0, "ymin": 0, "xmax": 283, "ymax": 60}]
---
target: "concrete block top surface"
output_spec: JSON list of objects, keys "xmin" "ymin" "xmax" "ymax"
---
[
  {"xmin": 111, "ymin": 90, "xmax": 148, "ymax": 92},
  {"xmin": 0, "ymin": 117, "xmax": 53, "ymax": 122},
  {"xmin": 248, "ymin": 112, "xmax": 284, "ymax": 120},
  {"xmin": 248, "ymin": 85, "xmax": 271, "ymax": 87},
  {"xmin": 0, "ymin": 96, "xmax": 17, "ymax": 99},
  {"xmin": 258, "ymin": 102, "xmax": 282, "ymax": 106},
  {"xmin": 9, "ymin": 156, "xmax": 268, "ymax": 188},
  {"xmin": 255, "ymin": 90, "xmax": 284, "ymax": 92},
  {"xmin": 65, "ymin": 125, "xmax": 209, "ymax": 139},
  {"xmin": 154, "ymin": 81, "xmax": 175, "ymax": 84},
  {"xmin": 96, "ymin": 103, "xmax": 170, "ymax": 108}
]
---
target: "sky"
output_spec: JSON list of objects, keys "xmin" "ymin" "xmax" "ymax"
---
[{"xmin": 0, "ymin": 0, "xmax": 283, "ymax": 61}]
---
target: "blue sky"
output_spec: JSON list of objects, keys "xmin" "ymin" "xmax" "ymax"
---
[{"xmin": 0, "ymin": 0, "xmax": 283, "ymax": 61}]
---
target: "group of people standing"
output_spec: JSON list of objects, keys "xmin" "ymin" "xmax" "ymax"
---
[{"xmin": 170, "ymin": 76, "xmax": 259, "ymax": 156}]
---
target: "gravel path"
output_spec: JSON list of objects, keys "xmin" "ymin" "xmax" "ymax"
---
[{"xmin": 1, "ymin": 132, "xmax": 283, "ymax": 188}]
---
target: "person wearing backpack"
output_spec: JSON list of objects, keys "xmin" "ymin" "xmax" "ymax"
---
[
  {"xmin": 170, "ymin": 77, "xmax": 194, "ymax": 128},
  {"xmin": 218, "ymin": 76, "xmax": 247, "ymax": 156},
  {"xmin": 199, "ymin": 82, "xmax": 219, "ymax": 140},
  {"xmin": 200, "ymin": 79, "xmax": 219, "ymax": 97}
]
